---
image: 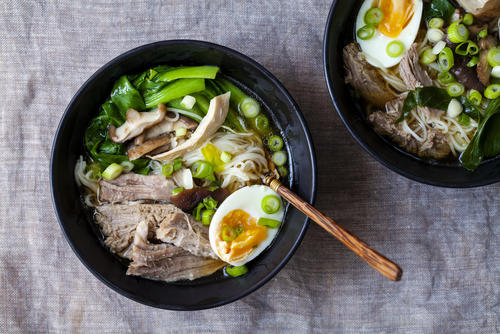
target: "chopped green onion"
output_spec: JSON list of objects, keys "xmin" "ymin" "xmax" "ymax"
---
[
  {"xmin": 172, "ymin": 187, "xmax": 184, "ymax": 195},
  {"xmin": 492, "ymin": 66, "xmax": 500, "ymax": 78},
  {"xmin": 364, "ymin": 8, "xmax": 384, "ymax": 25},
  {"xmin": 428, "ymin": 17, "xmax": 444, "ymax": 29},
  {"xmin": 261, "ymin": 195, "xmax": 281, "ymax": 214},
  {"xmin": 487, "ymin": 47, "xmax": 500, "ymax": 67},
  {"xmin": 447, "ymin": 83, "xmax": 465, "ymax": 97},
  {"xmin": 222, "ymin": 225, "xmax": 237, "ymax": 242},
  {"xmin": 467, "ymin": 89, "xmax": 482, "ymax": 106},
  {"xmin": 458, "ymin": 113, "xmax": 471, "ymax": 126},
  {"xmin": 257, "ymin": 217, "xmax": 281, "ymax": 228},
  {"xmin": 467, "ymin": 56, "xmax": 479, "ymax": 67},
  {"xmin": 478, "ymin": 29, "xmax": 488, "ymax": 39},
  {"xmin": 432, "ymin": 41, "xmax": 446, "ymax": 55},
  {"xmin": 156, "ymin": 66, "xmax": 219, "ymax": 82},
  {"xmin": 201, "ymin": 209, "xmax": 215, "ymax": 226},
  {"xmin": 162, "ymin": 163, "xmax": 174, "ymax": 177},
  {"xmin": 252, "ymin": 114, "xmax": 270, "ymax": 133},
  {"xmin": 239, "ymin": 97, "xmax": 260, "ymax": 118},
  {"xmin": 268, "ymin": 135, "xmax": 284, "ymax": 151},
  {"xmin": 102, "ymin": 163, "xmax": 123, "ymax": 180},
  {"xmin": 420, "ymin": 48, "xmax": 437, "ymax": 64},
  {"xmin": 208, "ymin": 185, "xmax": 219, "ymax": 191},
  {"xmin": 447, "ymin": 98, "xmax": 463, "ymax": 117},
  {"xmin": 438, "ymin": 47, "xmax": 454, "ymax": 71},
  {"xmin": 120, "ymin": 161, "xmax": 134, "ymax": 172},
  {"xmin": 484, "ymin": 84, "xmax": 500, "ymax": 99},
  {"xmin": 193, "ymin": 203, "xmax": 204, "ymax": 221},
  {"xmin": 356, "ymin": 24, "xmax": 376, "ymax": 40},
  {"xmin": 225, "ymin": 265, "xmax": 248, "ymax": 277},
  {"xmin": 272, "ymin": 151, "xmax": 287, "ymax": 166},
  {"xmin": 175, "ymin": 127, "xmax": 187, "ymax": 137},
  {"xmin": 386, "ymin": 40, "xmax": 405, "ymax": 58},
  {"xmin": 220, "ymin": 151, "xmax": 232, "ymax": 163},
  {"xmin": 455, "ymin": 41, "xmax": 478, "ymax": 56},
  {"xmin": 438, "ymin": 71, "xmax": 455, "ymax": 84},
  {"xmin": 427, "ymin": 28, "xmax": 445, "ymax": 43},
  {"xmin": 191, "ymin": 160, "xmax": 214, "ymax": 179},
  {"xmin": 202, "ymin": 196, "xmax": 218, "ymax": 210},
  {"xmin": 173, "ymin": 157, "xmax": 183, "ymax": 171},
  {"xmin": 278, "ymin": 166, "xmax": 288, "ymax": 178},
  {"xmin": 447, "ymin": 21, "xmax": 469, "ymax": 44},
  {"xmin": 463, "ymin": 13, "xmax": 473, "ymax": 26},
  {"xmin": 180, "ymin": 95, "xmax": 196, "ymax": 109}
]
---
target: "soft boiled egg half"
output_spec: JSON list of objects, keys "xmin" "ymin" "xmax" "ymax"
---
[
  {"xmin": 209, "ymin": 185, "xmax": 285, "ymax": 266},
  {"xmin": 356, "ymin": 0, "xmax": 423, "ymax": 68}
]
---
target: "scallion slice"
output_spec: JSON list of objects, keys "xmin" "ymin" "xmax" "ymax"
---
[
  {"xmin": 356, "ymin": 24, "xmax": 376, "ymax": 40},
  {"xmin": 467, "ymin": 89, "xmax": 482, "ymax": 106},
  {"xmin": 438, "ymin": 47, "xmax": 454, "ymax": 71},
  {"xmin": 257, "ymin": 217, "xmax": 281, "ymax": 228},
  {"xmin": 220, "ymin": 151, "xmax": 232, "ymax": 163},
  {"xmin": 487, "ymin": 47, "xmax": 500, "ymax": 67},
  {"xmin": 222, "ymin": 225, "xmax": 237, "ymax": 242},
  {"xmin": 272, "ymin": 151, "xmax": 287, "ymax": 166},
  {"xmin": 428, "ymin": 18, "xmax": 444, "ymax": 29},
  {"xmin": 201, "ymin": 209, "xmax": 215, "ymax": 226},
  {"xmin": 447, "ymin": 21, "xmax": 469, "ymax": 44},
  {"xmin": 268, "ymin": 135, "xmax": 284, "ymax": 151},
  {"xmin": 102, "ymin": 163, "xmax": 123, "ymax": 180},
  {"xmin": 225, "ymin": 265, "xmax": 248, "ymax": 277},
  {"xmin": 252, "ymin": 114, "xmax": 269, "ymax": 133},
  {"xmin": 467, "ymin": 56, "xmax": 479, "ymax": 67},
  {"xmin": 364, "ymin": 8, "xmax": 384, "ymax": 25},
  {"xmin": 484, "ymin": 84, "xmax": 500, "ymax": 99},
  {"xmin": 438, "ymin": 71, "xmax": 455, "ymax": 84},
  {"xmin": 447, "ymin": 83, "xmax": 465, "ymax": 97},
  {"xmin": 478, "ymin": 29, "xmax": 488, "ymax": 39},
  {"xmin": 172, "ymin": 187, "xmax": 184, "ymax": 195},
  {"xmin": 420, "ymin": 48, "xmax": 437, "ymax": 64},
  {"xmin": 239, "ymin": 97, "xmax": 260, "ymax": 118},
  {"xmin": 162, "ymin": 163, "xmax": 174, "ymax": 177},
  {"xmin": 120, "ymin": 161, "xmax": 134, "ymax": 172},
  {"xmin": 386, "ymin": 40, "xmax": 405, "ymax": 58},
  {"xmin": 463, "ymin": 13, "xmax": 473, "ymax": 26},
  {"xmin": 261, "ymin": 195, "xmax": 281, "ymax": 214},
  {"xmin": 191, "ymin": 160, "xmax": 214, "ymax": 179}
]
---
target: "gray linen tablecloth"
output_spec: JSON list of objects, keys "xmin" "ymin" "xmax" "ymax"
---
[{"xmin": 0, "ymin": 1, "xmax": 499, "ymax": 333}]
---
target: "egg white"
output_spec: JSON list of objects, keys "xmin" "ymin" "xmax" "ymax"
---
[
  {"xmin": 356, "ymin": 0, "xmax": 423, "ymax": 68},
  {"xmin": 209, "ymin": 185, "xmax": 285, "ymax": 266}
]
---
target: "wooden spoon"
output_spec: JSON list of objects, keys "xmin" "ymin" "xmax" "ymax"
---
[{"xmin": 264, "ymin": 176, "xmax": 403, "ymax": 281}]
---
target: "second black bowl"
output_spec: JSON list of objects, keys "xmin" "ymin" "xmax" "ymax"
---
[
  {"xmin": 323, "ymin": 0, "xmax": 500, "ymax": 188},
  {"xmin": 51, "ymin": 40, "xmax": 316, "ymax": 310}
]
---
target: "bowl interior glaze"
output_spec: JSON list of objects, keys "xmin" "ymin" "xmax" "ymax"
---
[
  {"xmin": 51, "ymin": 40, "xmax": 316, "ymax": 310},
  {"xmin": 323, "ymin": 0, "xmax": 500, "ymax": 187}
]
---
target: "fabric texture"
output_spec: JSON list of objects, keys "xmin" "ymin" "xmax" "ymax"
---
[{"xmin": 0, "ymin": 1, "xmax": 499, "ymax": 333}]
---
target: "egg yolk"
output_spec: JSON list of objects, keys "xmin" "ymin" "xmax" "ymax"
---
[
  {"xmin": 374, "ymin": 0, "xmax": 415, "ymax": 38},
  {"xmin": 218, "ymin": 209, "xmax": 267, "ymax": 261}
]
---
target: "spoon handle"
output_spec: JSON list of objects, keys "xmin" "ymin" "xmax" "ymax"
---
[{"xmin": 266, "ymin": 177, "xmax": 402, "ymax": 281}]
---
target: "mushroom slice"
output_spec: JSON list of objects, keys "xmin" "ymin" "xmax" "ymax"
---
[
  {"xmin": 127, "ymin": 134, "xmax": 172, "ymax": 161},
  {"xmin": 151, "ymin": 93, "xmax": 230, "ymax": 161},
  {"xmin": 144, "ymin": 114, "xmax": 198, "ymax": 140},
  {"xmin": 109, "ymin": 104, "xmax": 166, "ymax": 143}
]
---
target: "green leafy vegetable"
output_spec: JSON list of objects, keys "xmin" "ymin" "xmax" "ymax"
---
[
  {"xmin": 144, "ymin": 78, "xmax": 206, "ymax": 109},
  {"xmin": 110, "ymin": 76, "xmax": 146, "ymax": 115},
  {"xmin": 460, "ymin": 98, "xmax": 500, "ymax": 171},
  {"xmin": 459, "ymin": 96, "xmax": 482, "ymax": 121},
  {"xmin": 423, "ymin": 0, "xmax": 455, "ymax": 23},
  {"xmin": 397, "ymin": 87, "xmax": 451, "ymax": 123}
]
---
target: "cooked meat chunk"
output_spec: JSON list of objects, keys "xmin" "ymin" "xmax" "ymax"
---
[
  {"xmin": 151, "ymin": 93, "xmax": 230, "ymax": 161},
  {"xmin": 478, "ymin": 36, "xmax": 497, "ymax": 86},
  {"xmin": 99, "ymin": 174, "xmax": 176, "ymax": 203},
  {"xmin": 455, "ymin": 0, "xmax": 500, "ymax": 20},
  {"xmin": 170, "ymin": 187, "xmax": 229, "ymax": 211},
  {"xmin": 94, "ymin": 203, "xmax": 216, "ymax": 258},
  {"xmin": 108, "ymin": 104, "xmax": 166, "ymax": 143},
  {"xmin": 155, "ymin": 206, "xmax": 216, "ymax": 258},
  {"xmin": 343, "ymin": 43, "xmax": 396, "ymax": 108},
  {"xmin": 127, "ymin": 133, "xmax": 172, "ymax": 161},
  {"xmin": 95, "ymin": 204, "xmax": 156, "ymax": 257},
  {"xmin": 126, "ymin": 221, "xmax": 224, "ymax": 282},
  {"xmin": 399, "ymin": 44, "xmax": 433, "ymax": 90},
  {"xmin": 144, "ymin": 114, "xmax": 198, "ymax": 140},
  {"xmin": 369, "ymin": 97, "xmax": 451, "ymax": 159}
]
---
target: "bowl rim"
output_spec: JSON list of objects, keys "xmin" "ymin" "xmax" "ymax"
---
[
  {"xmin": 323, "ymin": 1, "xmax": 500, "ymax": 188},
  {"xmin": 50, "ymin": 39, "xmax": 317, "ymax": 310}
]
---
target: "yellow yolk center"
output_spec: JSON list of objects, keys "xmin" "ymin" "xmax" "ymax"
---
[
  {"xmin": 375, "ymin": 0, "xmax": 415, "ymax": 38},
  {"xmin": 218, "ymin": 209, "xmax": 267, "ymax": 261}
]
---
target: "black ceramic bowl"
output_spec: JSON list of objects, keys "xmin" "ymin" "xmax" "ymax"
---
[
  {"xmin": 324, "ymin": 1, "xmax": 500, "ymax": 187},
  {"xmin": 51, "ymin": 40, "xmax": 316, "ymax": 310}
]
